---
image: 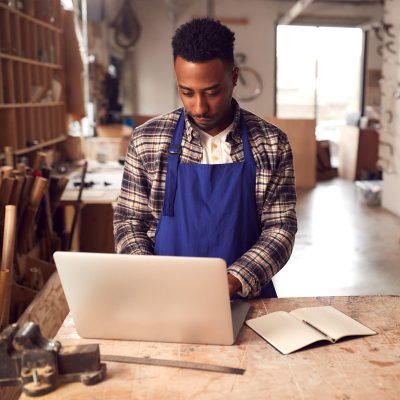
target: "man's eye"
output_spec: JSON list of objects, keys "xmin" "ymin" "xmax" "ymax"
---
[
  {"xmin": 181, "ymin": 91, "xmax": 193, "ymax": 97},
  {"xmin": 206, "ymin": 91, "xmax": 220, "ymax": 96}
]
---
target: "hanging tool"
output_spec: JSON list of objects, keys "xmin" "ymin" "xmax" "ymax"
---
[
  {"xmin": 0, "ymin": 176, "xmax": 15, "ymax": 223},
  {"xmin": 0, "ymin": 322, "xmax": 106, "ymax": 397},
  {"xmin": 102, "ymin": 354, "xmax": 245, "ymax": 375},
  {"xmin": 18, "ymin": 177, "xmax": 48, "ymax": 254},
  {"xmin": 0, "ymin": 205, "xmax": 17, "ymax": 331},
  {"xmin": 17, "ymin": 175, "xmax": 34, "ymax": 227},
  {"xmin": 9, "ymin": 175, "xmax": 25, "ymax": 207},
  {"xmin": 66, "ymin": 161, "xmax": 87, "ymax": 251},
  {"xmin": 49, "ymin": 176, "xmax": 69, "ymax": 217},
  {"xmin": 111, "ymin": 0, "xmax": 141, "ymax": 49}
]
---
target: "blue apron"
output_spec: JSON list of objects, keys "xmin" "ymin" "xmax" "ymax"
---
[{"xmin": 154, "ymin": 110, "xmax": 276, "ymax": 298}]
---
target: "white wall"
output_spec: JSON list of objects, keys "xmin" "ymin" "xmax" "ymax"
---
[
  {"xmin": 381, "ymin": 0, "xmax": 400, "ymax": 217},
  {"xmin": 133, "ymin": 0, "xmax": 291, "ymax": 116},
  {"xmin": 132, "ymin": 0, "xmax": 383, "ymax": 118},
  {"xmin": 210, "ymin": 0, "xmax": 289, "ymax": 117},
  {"xmin": 132, "ymin": 0, "xmax": 176, "ymax": 115},
  {"xmin": 366, "ymin": 28, "xmax": 383, "ymax": 70}
]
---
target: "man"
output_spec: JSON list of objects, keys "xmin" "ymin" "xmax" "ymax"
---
[{"xmin": 114, "ymin": 18, "xmax": 297, "ymax": 298}]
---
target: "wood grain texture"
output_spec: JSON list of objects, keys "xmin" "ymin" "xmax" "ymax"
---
[
  {"xmin": 266, "ymin": 117, "xmax": 317, "ymax": 189},
  {"xmin": 19, "ymin": 296, "xmax": 400, "ymax": 400}
]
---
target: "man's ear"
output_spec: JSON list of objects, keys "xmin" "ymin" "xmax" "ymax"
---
[{"xmin": 232, "ymin": 67, "xmax": 239, "ymax": 87}]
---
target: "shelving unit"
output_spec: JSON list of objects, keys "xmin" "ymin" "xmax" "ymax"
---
[{"xmin": 0, "ymin": 0, "xmax": 66, "ymax": 157}]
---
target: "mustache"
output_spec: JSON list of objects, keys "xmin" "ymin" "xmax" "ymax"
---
[{"xmin": 188, "ymin": 113, "xmax": 210, "ymax": 119}]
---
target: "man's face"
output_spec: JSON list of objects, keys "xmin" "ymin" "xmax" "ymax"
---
[{"xmin": 174, "ymin": 56, "xmax": 238, "ymax": 136}]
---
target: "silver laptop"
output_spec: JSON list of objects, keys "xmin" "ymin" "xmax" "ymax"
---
[{"xmin": 53, "ymin": 252, "xmax": 250, "ymax": 345}]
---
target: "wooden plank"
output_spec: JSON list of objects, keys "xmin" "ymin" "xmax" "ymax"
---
[
  {"xmin": 0, "ymin": 59, "xmax": 4, "ymax": 103},
  {"xmin": 14, "ymin": 61, "xmax": 24, "ymax": 103},
  {"xmin": 13, "ymin": 14, "xmax": 22, "ymax": 57},
  {"xmin": 0, "ymin": 2, "xmax": 62, "ymax": 33},
  {"xmin": 16, "ymin": 108, "xmax": 26, "ymax": 149},
  {"xmin": 32, "ymin": 22, "xmax": 38, "ymax": 62},
  {"xmin": 18, "ymin": 296, "xmax": 399, "ymax": 400},
  {"xmin": 0, "ymin": 8, "xmax": 12, "ymax": 54},
  {"xmin": 266, "ymin": 117, "xmax": 317, "ymax": 189},
  {"xmin": 2, "ymin": 109, "xmax": 18, "ymax": 148},
  {"xmin": 0, "ymin": 102, "xmax": 64, "ymax": 109},
  {"xmin": 4, "ymin": 59, "xmax": 15, "ymax": 103},
  {"xmin": 338, "ymin": 125, "xmax": 359, "ymax": 180},
  {"xmin": 356, "ymin": 129, "xmax": 379, "ymax": 178},
  {"xmin": 25, "ymin": 107, "xmax": 34, "ymax": 147}
]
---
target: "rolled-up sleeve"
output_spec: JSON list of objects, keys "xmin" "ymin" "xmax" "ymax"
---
[
  {"xmin": 228, "ymin": 136, "xmax": 297, "ymax": 297},
  {"xmin": 113, "ymin": 135, "xmax": 155, "ymax": 255}
]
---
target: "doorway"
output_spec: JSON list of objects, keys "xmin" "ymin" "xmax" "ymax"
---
[{"xmin": 276, "ymin": 25, "xmax": 364, "ymax": 166}]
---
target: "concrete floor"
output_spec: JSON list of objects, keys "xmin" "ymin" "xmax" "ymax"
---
[{"xmin": 273, "ymin": 178, "xmax": 400, "ymax": 297}]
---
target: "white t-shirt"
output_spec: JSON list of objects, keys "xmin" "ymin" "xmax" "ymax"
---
[{"xmin": 197, "ymin": 122, "xmax": 234, "ymax": 164}]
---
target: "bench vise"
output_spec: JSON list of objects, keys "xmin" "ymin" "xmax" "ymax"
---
[{"xmin": 0, "ymin": 322, "xmax": 106, "ymax": 397}]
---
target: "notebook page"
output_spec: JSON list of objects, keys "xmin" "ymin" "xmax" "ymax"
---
[
  {"xmin": 290, "ymin": 306, "xmax": 376, "ymax": 341},
  {"xmin": 246, "ymin": 311, "xmax": 328, "ymax": 354}
]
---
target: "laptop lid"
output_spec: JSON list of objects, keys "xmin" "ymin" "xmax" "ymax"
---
[{"xmin": 53, "ymin": 252, "xmax": 248, "ymax": 345}]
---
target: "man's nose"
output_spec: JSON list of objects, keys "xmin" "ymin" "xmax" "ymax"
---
[{"xmin": 193, "ymin": 95, "xmax": 208, "ymax": 116}]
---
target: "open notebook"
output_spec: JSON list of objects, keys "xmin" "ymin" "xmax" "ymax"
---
[{"xmin": 246, "ymin": 306, "xmax": 376, "ymax": 354}]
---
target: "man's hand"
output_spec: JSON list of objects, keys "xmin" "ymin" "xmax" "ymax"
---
[{"xmin": 228, "ymin": 273, "xmax": 242, "ymax": 297}]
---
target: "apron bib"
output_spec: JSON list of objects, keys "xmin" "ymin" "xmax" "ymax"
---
[{"xmin": 155, "ymin": 110, "xmax": 276, "ymax": 298}]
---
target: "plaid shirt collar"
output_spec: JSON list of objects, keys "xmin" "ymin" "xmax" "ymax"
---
[{"xmin": 183, "ymin": 98, "xmax": 242, "ymax": 144}]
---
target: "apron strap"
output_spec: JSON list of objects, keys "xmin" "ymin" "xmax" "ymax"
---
[
  {"xmin": 239, "ymin": 113, "xmax": 256, "ymax": 166},
  {"xmin": 163, "ymin": 110, "xmax": 185, "ymax": 216}
]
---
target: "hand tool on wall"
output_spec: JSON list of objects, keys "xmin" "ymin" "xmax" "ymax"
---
[
  {"xmin": 49, "ymin": 176, "xmax": 69, "ymax": 217},
  {"xmin": 0, "ymin": 178, "xmax": 15, "ymax": 257},
  {"xmin": 32, "ymin": 151, "xmax": 47, "ymax": 174},
  {"xmin": 0, "ymin": 177, "xmax": 15, "ymax": 210},
  {"xmin": 18, "ymin": 177, "xmax": 48, "ymax": 254},
  {"xmin": 0, "ymin": 205, "xmax": 17, "ymax": 331},
  {"xmin": 66, "ymin": 160, "xmax": 87, "ymax": 251},
  {"xmin": 0, "ymin": 322, "xmax": 106, "ymax": 397},
  {"xmin": 9, "ymin": 175, "xmax": 25, "ymax": 207},
  {"xmin": 17, "ymin": 175, "xmax": 34, "ymax": 228},
  {"xmin": 0, "ymin": 166, "xmax": 13, "ymax": 180},
  {"xmin": 41, "ymin": 190, "xmax": 61, "ymax": 261},
  {"xmin": 3, "ymin": 146, "xmax": 14, "ymax": 168}
]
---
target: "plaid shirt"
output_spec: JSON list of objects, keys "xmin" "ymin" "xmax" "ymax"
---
[{"xmin": 114, "ymin": 101, "xmax": 297, "ymax": 298}]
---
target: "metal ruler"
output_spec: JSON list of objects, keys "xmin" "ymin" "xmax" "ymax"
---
[{"xmin": 101, "ymin": 354, "xmax": 245, "ymax": 375}]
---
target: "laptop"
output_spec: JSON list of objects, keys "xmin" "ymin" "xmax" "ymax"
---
[{"xmin": 53, "ymin": 251, "xmax": 250, "ymax": 345}]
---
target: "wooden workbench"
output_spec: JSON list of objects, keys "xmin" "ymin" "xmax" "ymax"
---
[{"xmin": 20, "ymin": 296, "xmax": 400, "ymax": 400}]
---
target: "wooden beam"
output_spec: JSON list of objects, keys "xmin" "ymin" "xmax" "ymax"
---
[{"xmin": 279, "ymin": 0, "xmax": 316, "ymax": 25}]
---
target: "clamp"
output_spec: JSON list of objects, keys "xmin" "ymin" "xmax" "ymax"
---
[{"xmin": 0, "ymin": 322, "xmax": 106, "ymax": 397}]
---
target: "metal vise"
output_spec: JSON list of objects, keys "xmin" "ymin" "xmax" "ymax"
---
[{"xmin": 0, "ymin": 322, "xmax": 106, "ymax": 397}]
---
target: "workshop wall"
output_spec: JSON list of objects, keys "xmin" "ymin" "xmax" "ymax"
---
[
  {"xmin": 381, "ymin": 0, "xmax": 400, "ymax": 217},
  {"xmin": 133, "ymin": 0, "xmax": 290, "ymax": 116},
  {"xmin": 131, "ymin": 0, "xmax": 383, "ymax": 117}
]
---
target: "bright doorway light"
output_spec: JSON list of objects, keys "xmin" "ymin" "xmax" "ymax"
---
[{"xmin": 276, "ymin": 25, "xmax": 363, "ymax": 149}]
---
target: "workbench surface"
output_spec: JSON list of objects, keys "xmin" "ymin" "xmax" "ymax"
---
[{"xmin": 20, "ymin": 296, "xmax": 400, "ymax": 400}]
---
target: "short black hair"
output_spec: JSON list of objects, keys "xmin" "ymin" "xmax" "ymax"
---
[{"xmin": 172, "ymin": 18, "xmax": 235, "ymax": 67}]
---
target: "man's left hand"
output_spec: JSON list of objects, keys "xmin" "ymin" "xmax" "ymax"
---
[{"xmin": 228, "ymin": 273, "xmax": 242, "ymax": 296}]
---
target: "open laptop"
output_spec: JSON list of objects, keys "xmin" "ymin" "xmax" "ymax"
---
[{"xmin": 53, "ymin": 252, "xmax": 250, "ymax": 345}]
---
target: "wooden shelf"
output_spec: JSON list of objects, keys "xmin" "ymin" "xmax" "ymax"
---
[
  {"xmin": 0, "ymin": 1, "xmax": 66, "ymax": 155},
  {"xmin": 0, "ymin": 53, "xmax": 62, "ymax": 69},
  {"xmin": 0, "ymin": 102, "xmax": 64, "ymax": 109},
  {"xmin": 13, "ymin": 135, "xmax": 67, "ymax": 156},
  {"xmin": 0, "ymin": 2, "xmax": 62, "ymax": 32}
]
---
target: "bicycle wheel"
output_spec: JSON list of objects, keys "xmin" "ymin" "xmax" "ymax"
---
[{"xmin": 235, "ymin": 67, "xmax": 263, "ymax": 101}]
